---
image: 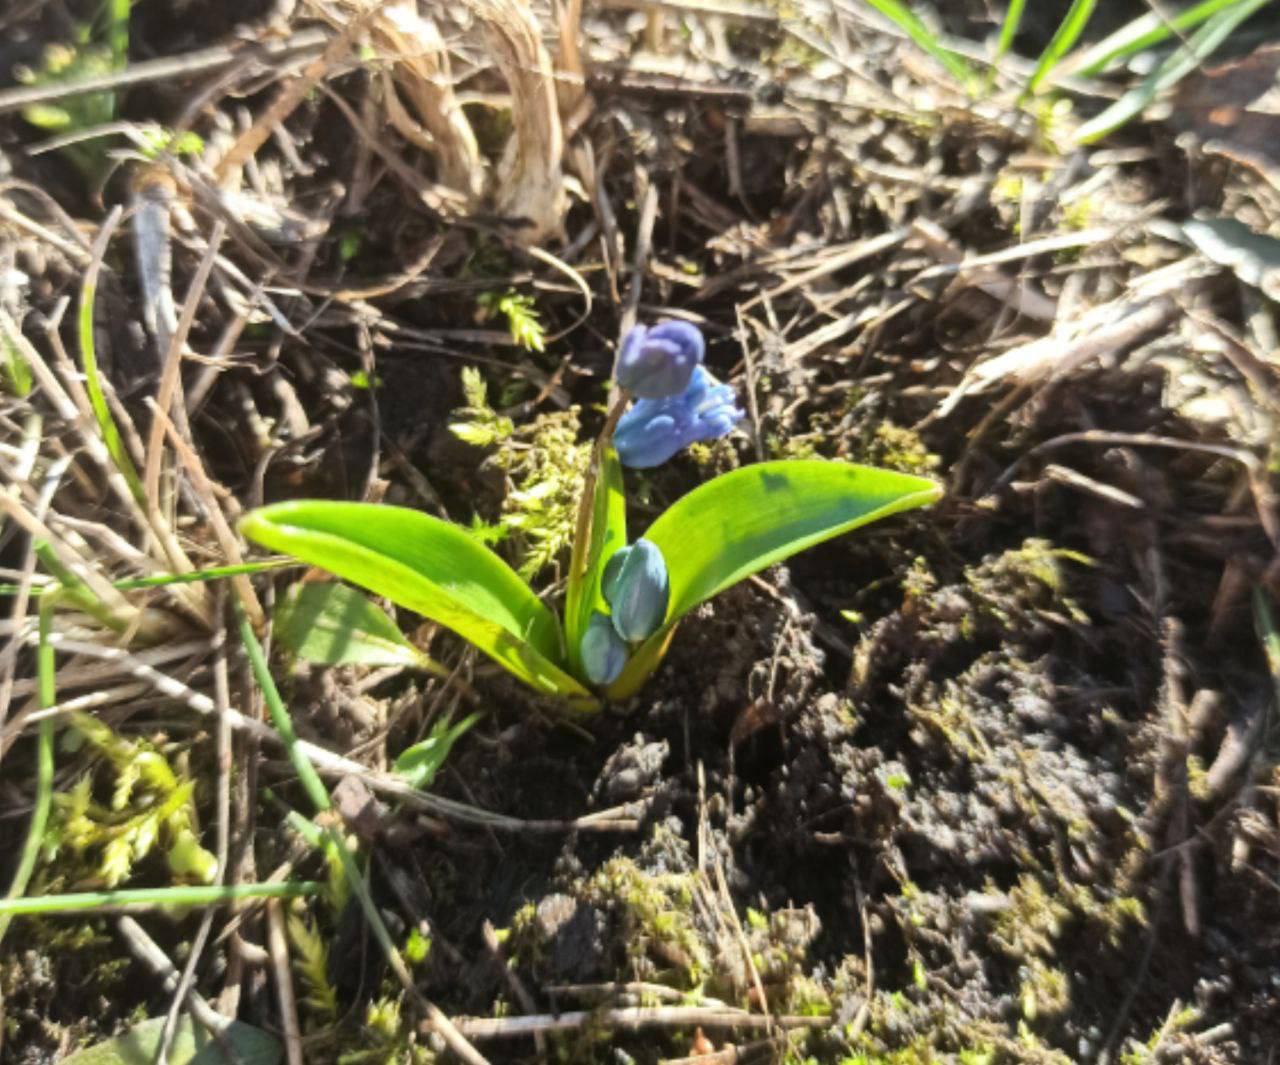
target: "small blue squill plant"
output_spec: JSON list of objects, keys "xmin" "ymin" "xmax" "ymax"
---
[{"xmin": 240, "ymin": 320, "xmax": 942, "ymax": 709}]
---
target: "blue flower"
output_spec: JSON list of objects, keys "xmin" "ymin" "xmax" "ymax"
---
[
  {"xmin": 613, "ymin": 366, "xmax": 744, "ymax": 469},
  {"xmin": 581, "ymin": 611, "xmax": 629, "ymax": 685},
  {"xmin": 615, "ymin": 320, "xmax": 705, "ymax": 399},
  {"xmin": 602, "ymin": 539, "xmax": 669, "ymax": 642}
]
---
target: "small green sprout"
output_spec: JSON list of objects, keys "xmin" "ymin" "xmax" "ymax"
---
[
  {"xmin": 478, "ymin": 288, "xmax": 546, "ymax": 352},
  {"xmin": 241, "ymin": 322, "xmax": 943, "ymax": 708}
]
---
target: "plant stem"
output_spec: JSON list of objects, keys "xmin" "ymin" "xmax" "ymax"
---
[
  {"xmin": 0, "ymin": 880, "xmax": 321, "ymax": 916},
  {"xmin": 0, "ymin": 593, "xmax": 58, "ymax": 946},
  {"xmin": 236, "ymin": 599, "xmax": 332, "ymax": 814},
  {"xmin": 569, "ymin": 394, "xmax": 630, "ymax": 587}
]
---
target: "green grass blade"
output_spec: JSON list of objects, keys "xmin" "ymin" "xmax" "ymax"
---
[
  {"xmin": 604, "ymin": 461, "xmax": 942, "ymax": 699},
  {"xmin": 565, "ymin": 446, "xmax": 627, "ymax": 677},
  {"xmin": 0, "ymin": 592, "xmax": 58, "ymax": 946},
  {"xmin": 1068, "ymin": 0, "xmax": 1248, "ymax": 78},
  {"xmin": 2, "ymin": 325, "xmax": 33, "ymax": 396},
  {"xmin": 1254, "ymin": 588, "xmax": 1280, "ymax": 706},
  {"xmin": 0, "ymin": 880, "xmax": 320, "ymax": 917},
  {"xmin": 240, "ymin": 501, "xmax": 591, "ymax": 700},
  {"xmin": 861, "ymin": 0, "xmax": 977, "ymax": 90},
  {"xmin": 79, "ymin": 207, "xmax": 145, "ymax": 504},
  {"xmin": 1075, "ymin": 0, "xmax": 1268, "ymax": 143},
  {"xmin": 274, "ymin": 581, "xmax": 446, "ymax": 674},
  {"xmin": 394, "ymin": 713, "xmax": 480, "ymax": 789},
  {"xmin": 237, "ymin": 600, "xmax": 334, "ymax": 814},
  {"xmin": 33, "ymin": 541, "xmax": 128, "ymax": 634},
  {"xmin": 0, "ymin": 559, "xmax": 296, "ymax": 597},
  {"xmin": 996, "ymin": 0, "xmax": 1028, "ymax": 58},
  {"xmin": 1024, "ymin": 0, "xmax": 1098, "ymax": 95},
  {"xmin": 104, "ymin": 0, "xmax": 131, "ymax": 74}
]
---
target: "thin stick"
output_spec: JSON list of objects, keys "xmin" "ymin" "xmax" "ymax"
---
[
  {"xmin": 157, "ymin": 587, "xmax": 232, "ymax": 1065},
  {"xmin": 452, "ymin": 1007, "xmax": 832, "ymax": 1039},
  {"xmin": 20, "ymin": 631, "xmax": 638, "ymax": 832},
  {"xmin": 116, "ymin": 911, "xmax": 239, "ymax": 1065},
  {"xmin": 266, "ymin": 899, "xmax": 304, "ymax": 1065}
]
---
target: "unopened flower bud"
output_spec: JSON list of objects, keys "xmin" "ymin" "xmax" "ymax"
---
[
  {"xmin": 602, "ymin": 539, "xmax": 670, "ymax": 642},
  {"xmin": 581, "ymin": 611, "xmax": 629, "ymax": 685},
  {"xmin": 615, "ymin": 320, "xmax": 705, "ymax": 399}
]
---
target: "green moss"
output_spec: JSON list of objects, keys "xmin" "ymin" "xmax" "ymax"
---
[
  {"xmin": 1019, "ymin": 960, "xmax": 1070, "ymax": 1021},
  {"xmin": 992, "ymin": 875, "xmax": 1069, "ymax": 960},
  {"xmin": 450, "ymin": 367, "xmax": 590, "ymax": 578},
  {"xmin": 963, "ymin": 539, "xmax": 1091, "ymax": 631},
  {"xmin": 41, "ymin": 715, "xmax": 215, "ymax": 891},
  {"xmin": 580, "ymin": 856, "xmax": 707, "ymax": 984},
  {"xmin": 857, "ymin": 423, "xmax": 942, "ymax": 477}
]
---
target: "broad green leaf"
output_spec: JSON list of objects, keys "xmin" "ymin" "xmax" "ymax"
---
[
  {"xmin": 394, "ymin": 712, "xmax": 480, "ymax": 788},
  {"xmin": 564, "ymin": 446, "xmax": 627, "ymax": 678},
  {"xmin": 274, "ymin": 581, "xmax": 446, "ymax": 674},
  {"xmin": 604, "ymin": 460, "xmax": 942, "ymax": 699},
  {"xmin": 60, "ymin": 1015, "xmax": 280, "ymax": 1065},
  {"xmin": 240, "ymin": 502, "xmax": 592, "ymax": 702}
]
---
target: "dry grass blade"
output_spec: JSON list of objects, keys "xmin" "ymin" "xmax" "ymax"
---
[
  {"xmin": 366, "ymin": 0, "xmax": 484, "ymax": 203},
  {"xmin": 471, "ymin": 0, "xmax": 568, "ymax": 242}
]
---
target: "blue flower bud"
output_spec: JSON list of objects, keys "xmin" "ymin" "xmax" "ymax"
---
[
  {"xmin": 581, "ymin": 611, "xmax": 629, "ymax": 685},
  {"xmin": 615, "ymin": 320, "xmax": 705, "ymax": 399},
  {"xmin": 602, "ymin": 539, "xmax": 670, "ymax": 642},
  {"xmin": 613, "ymin": 366, "xmax": 745, "ymax": 469}
]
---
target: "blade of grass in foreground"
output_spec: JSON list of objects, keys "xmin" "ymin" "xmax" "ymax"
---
[
  {"xmin": 995, "ymin": 0, "xmax": 1027, "ymax": 59},
  {"xmin": 1024, "ymin": 0, "xmax": 1098, "ymax": 96},
  {"xmin": 0, "ymin": 593, "xmax": 57, "ymax": 946},
  {"xmin": 861, "ymin": 0, "xmax": 977, "ymax": 91},
  {"xmin": 0, "ymin": 880, "xmax": 320, "ymax": 916},
  {"xmin": 79, "ymin": 205, "xmax": 145, "ymax": 504}
]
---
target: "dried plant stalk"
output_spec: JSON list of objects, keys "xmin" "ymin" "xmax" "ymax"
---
[
  {"xmin": 371, "ymin": 2, "xmax": 485, "ymax": 203},
  {"xmin": 470, "ymin": 0, "xmax": 568, "ymax": 243},
  {"xmin": 553, "ymin": 0, "xmax": 586, "ymax": 116},
  {"xmin": 311, "ymin": 0, "xmax": 483, "ymax": 205}
]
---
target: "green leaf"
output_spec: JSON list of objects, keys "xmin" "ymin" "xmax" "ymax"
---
[
  {"xmin": 1074, "ymin": 0, "xmax": 1269, "ymax": 143},
  {"xmin": 60, "ymin": 1016, "xmax": 280, "ymax": 1065},
  {"xmin": 1, "ymin": 318, "xmax": 33, "ymax": 397},
  {"xmin": 394, "ymin": 712, "xmax": 480, "ymax": 788},
  {"xmin": 240, "ymin": 501, "xmax": 593, "ymax": 702},
  {"xmin": 995, "ymin": 0, "xmax": 1027, "ymax": 59},
  {"xmin": 1024, "ymin": 0, "xmax": 1098, "ymax": 96},
  {"xmin": 861, "ymin": 0, "xmax": 977, "ymax": 91},
  {"xmin": 274, "ymin": 581, "xmax": 445, "ymax": 674},
  {"xmin": 1065, "ymin": 0, "xmax": 1250, "ymax": 79},
  {"xmin": 564, "ymin": 446, "xmax": 627, "ymax": 678},
  {"xmin": 604, "ymin": 460, "xmax": 942, "ymax": 699}
]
